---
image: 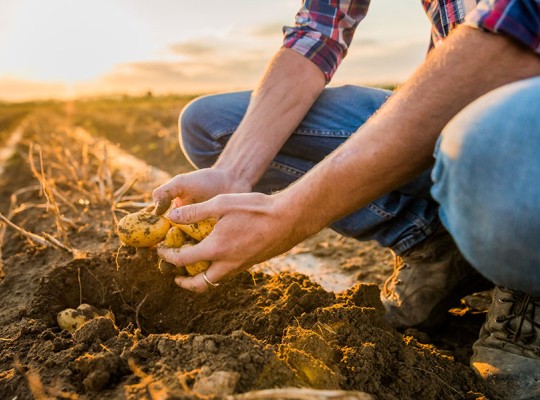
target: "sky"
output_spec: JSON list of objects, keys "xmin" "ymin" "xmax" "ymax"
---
[{"xmin": 0, "ymin": 0, "xmax": 431, "ymax": 102}]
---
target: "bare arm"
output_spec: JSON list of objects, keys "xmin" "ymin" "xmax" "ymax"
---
[
  {"xmin": 161, "ymin": 26, "xmax": 540, "ymax": 292},
  {"xmin": 214, "ymin": 48, "xmax": 326, "ymax": 188},
  {"xmin": 153, "ymin": 48, "xmax": 325, "ymax": 211},
  {"xmin": 282, "ymin": 26, "xmax": 540, "ymax": 236}
]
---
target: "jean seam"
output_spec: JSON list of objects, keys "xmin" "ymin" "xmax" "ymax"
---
[
  {"xmin": 295, "ymin": 129, "xmax": 353, "ymax": 138},
  {"xmin": 367, "ymin": 203, "xmax": 394, "ymax": 220},
  {"xmin": 392, "ymin": 219, "xmax": 440, "ymax": 254},
  {"xmin": 269, "ymin": 160, "xmax": 304, "ymax": 178}
]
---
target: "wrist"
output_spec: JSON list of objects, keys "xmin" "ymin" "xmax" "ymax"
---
[
  {"xmin": 212, "ymin": 164, "xmax": 253, "ymax": 194},
  {"xmin": 272, "ymin": 188, "xmax": 326, "ymax": 242}
]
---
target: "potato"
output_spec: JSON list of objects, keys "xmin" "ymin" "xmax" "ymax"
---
[
  {"xmin": 159, "ymin": 218, "xmax": 214, "ymax": 277},
  {"xmin": 57, "ymin": 308, "xmax": 88, "ymax": 333},
  {"xmin": 57, "ymin": 304, "xmax": 116, "ymax": 333},
  {"xmin": 186, "ymin": 260, "xmax": 212, "ymax": 276},
  {"xmin": 162, "ymin": 226, "xmax": 187, "ymax": 248},
  {"xmin": 117, "ymin": 211, "xmax": 171, "ymax": 247},
  {"xmin": 173, "ymin": 218, "xmax": 216, "ymax": 242},
  {"xmin": 180, "ymin": 243, "xmax": 211, "ymax": 276}
]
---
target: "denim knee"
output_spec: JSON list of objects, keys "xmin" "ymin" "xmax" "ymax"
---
[
  {"xmin": 432, "ymin": 77, "xmax": 540, "ymax": 295},
  {"xmin": 179, "ymin": 95, "xmax": 221, "ymax": 169}
]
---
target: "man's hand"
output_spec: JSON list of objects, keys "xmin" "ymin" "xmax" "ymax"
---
[
  {"xmin": 156, "ymin": 192, "xmax": 312, "ymax": 293},
  {"xmin": 152, "ymin": 167, "xmax": 252, "ymax": 215}
]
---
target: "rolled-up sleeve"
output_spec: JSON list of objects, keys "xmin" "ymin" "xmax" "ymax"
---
[
  {"xmin": 282, "ymin": 0, "xmax": 370, "ymax": 82},
  {"xmin": 465, "ymin": 0, "xmax": 540, "ymax": 53}
]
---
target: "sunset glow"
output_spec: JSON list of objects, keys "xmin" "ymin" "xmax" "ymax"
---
[{"xmin": 0, "ymin": 0, "xmax": 431, "ymax": 101}]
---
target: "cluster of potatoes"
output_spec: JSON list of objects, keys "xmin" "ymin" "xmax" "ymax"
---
[
  {"xmin": 116, "ymin": 209, "xmax": 215, "ymax": 276},
  {"xmin": 58, "ymin": 210, "xmax": 213, "ymax": 333}
]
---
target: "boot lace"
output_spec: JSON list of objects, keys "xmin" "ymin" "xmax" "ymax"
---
[{"xmin": 495, "ymin": 287, "xmax": 540, "ymax": 347}]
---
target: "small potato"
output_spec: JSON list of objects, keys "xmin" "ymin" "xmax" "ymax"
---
[
  {"xmin": 162, "ymin": 227, "xmax": 187, "ymax": 248},
  {"xmin": 76, "ymin": 303, "xmax": 99, "ymax": 319},
  {"xmin": 57, "ymin": 304, "xmax": 116, "ymax": 333},
  {"xmin": 180, "ymin": 243, "xmax": 211, "ymax": 276},
  {"xmin": 186, "ymin": 260, "xmax": 212, "ymax": 276},
  {"xmin": 173, "ymin": 218, "xmax": 216, "ymax": 242},
  {"xmin": 57, "ymin": 308, "xmax": 88, "ymax": 333},
  {"xmin": 96, "ymin": 308, "xmax": 116, "ymax": 323},
  {"xmin": 117, "ymin": 211, "xmax": 171, "ymax": 247}
]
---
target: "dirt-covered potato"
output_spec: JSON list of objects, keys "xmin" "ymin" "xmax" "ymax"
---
[
  {"xmin": 180, "ymin": 243, "xmax": 211, "ymax": 276},
  {"xmin": 57, "ymin": 308, "xmax": 88, "ymax": 333},
  {"xmin": 57, "ymin": 303, "xmax": 116, "ymax": 333},
  {"xmin": 160, "ymin": 224, "xmax": 211, "ymax": 276},
  {"xmin": 162, "ymin": 226, "xmax": 187, "ymax": 248},
  {"xmin": 173, "ymin": 218, "xmax": 216, "ymax": 242},
  {"xmin": 117, "ymin": 211, "xmax": 171, "ymax": 247}
]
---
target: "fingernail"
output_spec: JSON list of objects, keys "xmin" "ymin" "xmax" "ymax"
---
[
  {"xmin": 155, "ymin": 200, "xmax": 169, "ymax": 215},
  {"xmin": 166, "ymin": 208, "xmax": 179, "ymax": 222}
]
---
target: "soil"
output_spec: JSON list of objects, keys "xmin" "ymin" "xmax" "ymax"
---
[{"xmin": 0, "ymin": 102, "xmax": 497, "ymax": 399}]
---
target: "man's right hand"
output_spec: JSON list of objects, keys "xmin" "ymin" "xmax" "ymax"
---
[{"xmin": 152, "ymin": 167, "xmax": 252, "ymax": 215}]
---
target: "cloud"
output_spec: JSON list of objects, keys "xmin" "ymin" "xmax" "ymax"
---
[
  {"xmin": 73, "ymin": 53, "xmax": 269, "ymax": 97},
  {"xmin": 169, "ymin": 41, "xmax": 220, "ymax": 56},
  {"xmin": 248, "ymin": 22, "xmax": 286, "ymax": 38}
]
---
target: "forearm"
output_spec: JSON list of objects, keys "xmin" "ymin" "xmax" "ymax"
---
[
  {"xmin": 281, "ymin": 26, "xmax": 540, "ymax": 237},
  {"xmin": 213, "ymin": 48, "xmax": 326, "ymax": 188}
]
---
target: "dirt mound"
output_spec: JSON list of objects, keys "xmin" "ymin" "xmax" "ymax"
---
[{"xmin": 0, "ymin": 108, "xmax": 496, "ymax": 399}]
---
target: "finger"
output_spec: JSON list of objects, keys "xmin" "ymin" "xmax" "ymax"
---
[
  {"xmin": 167, "ymin": 197, "xmax": 223, "ymax": 225},
  {"xmin": 154, "ymin": 198, "xmax": 171, "ymax": 216},
  {"xmin": 152, "ymin": 175, "xmax": 189, "ymax": 215},
  {"xmin": 174, "ymin": 263, "xmax": 229, "ymax": 293},
  {"xmin": 157, "ymin": 242, "xmax": 214, "ymax": 268}
]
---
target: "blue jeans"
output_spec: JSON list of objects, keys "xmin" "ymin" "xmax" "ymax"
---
[
  {"xmin": 180, "ymin": 85, "xmax": 439, "ymax": 254},
  {"xmin": 432, "ymin": 76, "xmax": 540, "ymax": 296}
]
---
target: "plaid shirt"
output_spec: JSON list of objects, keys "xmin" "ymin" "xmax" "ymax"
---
[{"xmin": 283, "ymin": 0, "xmax": 540, "ymax": 82}]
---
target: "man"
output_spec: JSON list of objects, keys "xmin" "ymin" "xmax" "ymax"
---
[{"xmin": 154, "ymin": 1, "xmax": 540, "ymax": 398}]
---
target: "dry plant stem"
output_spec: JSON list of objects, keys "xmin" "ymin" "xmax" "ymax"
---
[
  {"xmin": 78, "ymin": 266, "xmax": 83, "ymax": 305},
  {"xmin": 227, "ymin": 388, "xmax": 375, "ymax": 400},
  {"xmin": 115, "ymin": 200, "xmax": 153, "ymax": 210},
  {"xmin": 51, "ymin": 187, "xmax": 78, "ymax": 213},
  {"xmin": 81, "ymin": 142, "xmax": 89, "ymax": 182},
  {"xmin": 112, "ymin": 278, "xmax": 136, "ymax": 312},
  {"xmin": 102, "ymin": 143, "xmax": 115, "ymax": 199},
  {"xmin": 0, "ymin": 212, "xmax": 51, "ymax": 248},
  {"xmin": 135, "ymin": 293, "xmax": 149, "ymax": 332},
  {"xmin": 28, "ymin": 142, "xmax": 68, "ymax": 243},
  {"xmin": 55, "ymin": 148, "xmax": 81, "ymax": 184},
  {"xmin": 0, "ymin": 185, "xmax": 41, "ymax": 279},
  {"xmin": 0, "ymin": 212, "xmax": 84, "ymax": 257},
  {"xmin": 113, "ymin": 176, "xmax": 140, "ymax": 204},
  {"xmin": 41, "ymin": 232, "xmax": 86, "ymax": 259},
  {"xmin": 115, "ymin": 244, "xmax": 125, "ymax": 271}
]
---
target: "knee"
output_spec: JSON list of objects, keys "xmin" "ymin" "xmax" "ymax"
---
[
  {"xmin": 433, "ymin": 78, "xmax": 540, "ymax": 294},
  {"xmin": 179, "ymin": 95, "xmax": 222, "ymax": 169}
]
